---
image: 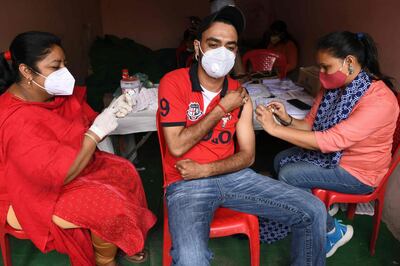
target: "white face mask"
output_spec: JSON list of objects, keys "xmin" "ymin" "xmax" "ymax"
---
[
  {"xmin": 32, "ymin": 67, "xmax": 75, "ymax": 95},
  {"xmin": 198, "ymin": 44, "xmax": 236, "ymax": 79}
]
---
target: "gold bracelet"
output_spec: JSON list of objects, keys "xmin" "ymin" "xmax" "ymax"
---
[{"xmin": 84, "ymin": 132, "xmax": 98, "ymax": 145}]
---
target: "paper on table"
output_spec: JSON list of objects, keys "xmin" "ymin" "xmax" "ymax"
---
[
  {"xmin": 245, "ymin": 83, "xmax": 272, "ymax": 98},
  {"xmin": 286, "ymin": 90, "xmax": 314, "ymax": 105},
  {"xmin": 261, "ymin": 78, "xmax": 281, "ymax": 85},
  {"xmin": 131, "ymin": 88, "xmax": 158, "ymax": 112},
  {"xmin": 254, "ymin": 97, "xmax": 280, "ymax": 107},
  {"xmin": 275, "ymin": 90, "xmax": 314, "ymax": 105},
  {"xmin": 254, "ymin": 96, "xmax": 308, "ymax": 116},
  {"xmin": 285, "ymin": 101, "xmax": 309, "ymax": 115}
]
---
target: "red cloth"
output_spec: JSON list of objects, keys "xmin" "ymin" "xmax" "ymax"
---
[{"xmin": 0, "ymin": 88, "xmax": 156, "ymax": 265}]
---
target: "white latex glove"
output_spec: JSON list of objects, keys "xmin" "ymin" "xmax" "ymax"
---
[
  {"xmin": 89, "ymin": 108, "xmax": 118, "ymax": 140},
  {"xmin": 109, "ymin": 94, "xmax": 134, "ymax": 118}
]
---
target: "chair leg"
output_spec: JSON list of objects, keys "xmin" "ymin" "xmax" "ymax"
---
[
  {"xmin": 370, "ymin": 199, "xmax": 382, "ymax": 256},
  {"xmin": 247, "ymin": 222, "xmax": 260, "ymax": 266},
  {"xmin": 0, "ymin": 233, "xmax": 12, "ymax": 266},
  {"xmin": 163, "ymin": 209, "xmax": 172, "ymax": 266},
  {"xmin": 347, "ymin": 203, "xmax": 357, "ymax": 220}
]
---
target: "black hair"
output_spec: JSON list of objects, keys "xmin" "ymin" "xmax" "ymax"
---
[
  {"xmin": 197, "ymin": 18, "xmax": 236, "ymax": 41},
  {"xmin": 0, "ymin": 31, "xmax": 62, "ymax": 92},
  {"xmin": 269, "ymin": 20, "xmax": 294, "ymax": 43},
  {"xmin": 317, "ymin": 31, "xmax": 396, "ymax": 93},
  {"xmin": 270, "ymin": 20, "xmax": 287, "ymax": 34},
  {"xmin": 183, "ymin": 29, "xmax": 196, "ymax": 42}
]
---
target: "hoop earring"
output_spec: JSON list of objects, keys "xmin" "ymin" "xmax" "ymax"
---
[{"xmin": 195, "ymin": 53, "xmax": 199, "ymax": 61}]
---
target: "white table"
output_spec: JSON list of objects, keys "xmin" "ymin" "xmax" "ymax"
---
[{"xmin": 111, "ymin": 109, "xmax": 157, "ymax": 135}]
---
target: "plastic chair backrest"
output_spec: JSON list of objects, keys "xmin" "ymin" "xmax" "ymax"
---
[
  {"xmin": 156, "ymin": 111, "xmax": 168, "ymax": 185},
  {"xmin": 375, "ymin": 94, "xmax": 400, "ymax": 193},
  {"xmin": 391, "ymin": 94, "xmax": 400, "ymax": 155},
  {"xmin": 242, "ymin": 49, "xmax": 288, "ymax": 79}
]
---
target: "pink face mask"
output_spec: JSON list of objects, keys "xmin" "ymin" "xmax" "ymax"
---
[{"xmin": 319, "ymin": 60, "xmax": 347, "ymax": 89}]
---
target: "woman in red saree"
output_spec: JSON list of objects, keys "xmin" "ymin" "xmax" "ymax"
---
[{"xmin": 0, "ymin": 31, "xmax": 156, "ymax": 266}]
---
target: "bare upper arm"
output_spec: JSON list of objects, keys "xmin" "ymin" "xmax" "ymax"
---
[{"xmin": 235, "ymin": 100, "xmax": 255, "ymax": 158}]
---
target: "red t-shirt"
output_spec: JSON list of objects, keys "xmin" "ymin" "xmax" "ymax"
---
[{"xmin": 158, "ymin": 64, "xmax": 241, "ymax": 186}]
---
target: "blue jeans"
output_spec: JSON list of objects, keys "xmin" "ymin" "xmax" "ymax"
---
[
  {"xmin": 274, "ymin": 147, "xmax": 374, "ymax": 231},
  {"xmin": 166, "ymin": 168, "xmax": 326, "ymax": 266}
]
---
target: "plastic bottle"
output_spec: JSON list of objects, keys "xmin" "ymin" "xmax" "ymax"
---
[{"xmin": 120, "ymin": 69, "xmax": 140, "ymax": 95}]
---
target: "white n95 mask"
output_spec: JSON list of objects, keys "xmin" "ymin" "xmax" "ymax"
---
[
  {"xmin": 199, "ymin": 45, "xmax": 236, "ymax": 79},
  {"xmin": 32, "ymin": 67, "xmax": 75, "ymax": 95}
]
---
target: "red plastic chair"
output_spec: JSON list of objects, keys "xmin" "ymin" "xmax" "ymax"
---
[
  {"xmin": 156, "ymin": 111, "xmax": 260, "ymax": 266},
  {"xmin": 312, "ymin": 95, "xmax": 400, "ymax": 256},
  {"xmin": 0, "ymin": 196, "xmax": 30, "ymax": 266},
  {"xmin": 242, "ymin": 49, "xmax": 288, "ymax": 79}
]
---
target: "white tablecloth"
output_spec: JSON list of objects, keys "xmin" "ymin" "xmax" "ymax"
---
[{"xmin": 111, "ymin": 109, "xmax": 157, "ymax": 135}]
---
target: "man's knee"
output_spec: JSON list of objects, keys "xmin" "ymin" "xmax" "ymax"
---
[{"xmin": 302, "ymin": 197, "xmax": 327, "ymax": 226}]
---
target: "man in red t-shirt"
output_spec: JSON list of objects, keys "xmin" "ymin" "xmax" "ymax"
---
[{"xmin": 158, "ymin": 6, "xmax": 326, "ymax": 266}]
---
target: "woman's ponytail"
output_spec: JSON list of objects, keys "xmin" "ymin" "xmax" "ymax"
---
[
  {"xmin": 358, "ymin": 33, "xmax": 395, "ymax": 93},
  {"xmin": 0, "ymin": 51, "xmax": 15, "ymax": 93}
]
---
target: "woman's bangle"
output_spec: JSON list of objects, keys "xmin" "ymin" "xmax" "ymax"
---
[
  {"xmin": 84, "ymin": 132, "xmax": 98, "ymax": 145},
  {"xmin": 217, "ymin": 102, "xmax": 227, "ymax": 114},
  {"xmin": 276, "ymin": 114, "xmax": 293, "ymax": 127},
  {"xmin": 285, "ymin": 115, "xmax": 293, "ymax": 127}
]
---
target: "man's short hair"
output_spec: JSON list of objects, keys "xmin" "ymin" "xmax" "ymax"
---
[{"xmin": 197, "ymin": 6, "xmax": 245, "ymax": 40}]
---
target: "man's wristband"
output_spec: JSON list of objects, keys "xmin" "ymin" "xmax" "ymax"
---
[{"xmin": 217, "ymin": 102, "xmax": 227, "ymax": 114}]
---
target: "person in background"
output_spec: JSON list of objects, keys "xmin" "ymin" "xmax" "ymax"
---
[
  {"xmin": 0, "ymin": 31, "xmax": 156, "ymax": 266},
  {"xmin": 176, "ymin": 16, "xmax": 201, "ymax": 68},
  {"xmin": 256, "ymin": 31, "xmax": 399, "ymax": 258},
  {"xmin": 159, "ymin": 6, "xmax": 327, "ymax": 266},
  {"xmin": 267, "ymin": 20, "xmax": 298, "ymax": 73}
]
